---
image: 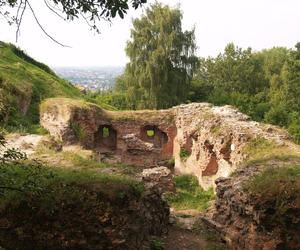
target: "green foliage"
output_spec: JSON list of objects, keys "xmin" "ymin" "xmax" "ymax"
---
[
  {"xmin": 288, "ymin": 112, "xmax": 300, "ymax": 144},
  {"xmin": 244, "ymin": 138, "xmax": 277, "ymax": 159},
  {"xmin": 0, "ymin": 136, "xmax": 143, "ymax": 207},
  {"xmin": 167, "ymin": 157, "xmax": 175, "ymax": 166},
  {"xmin": 9, "ymin": 44, "xmax": 55, "ymax": 75},
  {"xmin": 85, "ymin": 89, "xmax": 126, "ymax": 111},
  {"xmin": 0, "ymin": 0, "xmax": 147, "ymax": 33},
  {"xmin": 147, "ymin": 129, "xmax": 155, "ymax": 137},
  {"xmin": 150, "ymin": 239, "xmax": 165, "ymax": 250},
  {"xmin": 0, "ymin": 160, "xmax": 143, "ymax": 208},
  {"xmin": 179, "ymin": 148, "xmax": 190, "ymax": 160},
  {"xmin": 0, "ymin": 42, "xmax": 82, "ymax": 130},
  {"xmin": 244, "ymin": 165, "xmax": 300, "ymax": 227},
  {"xmin": 70, "ymin": 122, "xmax": 86, "ymax": 142},
  {"xmin": 120, "ymin": 2, "xmax": 198, "ymax": 109},
  {"xmin": 191, "ymin": 42, "xmax": 300, "ymax": 143},
  {"xmin": 102, "ymin": 127, "xmax": 110, "ymax": 138},
  {"xmin": 0, "ymin": 133, "xmax": 27, "ymax": 164},
  {"xmin": 165, "ymin": 175, "xmax": 214, "ymax": 211}
]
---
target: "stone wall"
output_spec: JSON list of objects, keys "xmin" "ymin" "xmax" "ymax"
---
[
  {"xmin": 173, "ymin": 103, "xmax": 289, "ymax": 190},
  {"xmin": 40, "ymin": 98, "xmax": 176, "ymax": 167},
  {"xmin": 40, "ymin": 98, "xmax": 289, "ymax": 189},
  {"xmin": 201, "ymin": 158, "xmax": 300, "ymax": 250}
]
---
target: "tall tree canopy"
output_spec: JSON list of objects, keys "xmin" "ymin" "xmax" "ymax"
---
[
  {"xmin": 119, "ymin": 2, "xmax": 197, "ymax": 109},
  {"xmin": 189, "ymin": 42, "xmax": 300, "ymax": 143}
]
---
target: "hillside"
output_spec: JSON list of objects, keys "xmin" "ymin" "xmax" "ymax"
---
[{"xmin": 0, "ymin": 41, "xmax": 82, "ymax": 130}]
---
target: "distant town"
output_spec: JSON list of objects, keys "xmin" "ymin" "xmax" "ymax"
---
[{"xmin": 54, "ymin": 66, "xmax": 124, "ymax": 91}]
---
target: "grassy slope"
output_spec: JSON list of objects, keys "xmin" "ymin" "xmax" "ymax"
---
[{"xmin": 0, "ymin": 41, "xmax": 81, "ymax": 129}]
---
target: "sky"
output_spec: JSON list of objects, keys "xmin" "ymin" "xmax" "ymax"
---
[{"xmin": 0, "ymin": 0, "xmax": 300, "ymax": 67}]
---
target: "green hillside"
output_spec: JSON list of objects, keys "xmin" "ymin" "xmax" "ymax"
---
[{"xmin": 0, "ymin": 41, "xmax": 82, "ymax": 130}]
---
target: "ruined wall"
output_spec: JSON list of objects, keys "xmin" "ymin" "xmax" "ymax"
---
[
  {"xmin": 172, "ymin": 103, "xmax": 289, "ymax": 190},
  {"xmin": 40, "ymin": 98, "xmax": 176, "ymax": 167},
  {"xmin": 202, "ymin": 157, "xmax": 300, "ymax": 250},
  {"xmin": 41, "ymin": 98, "xmax": 289, "ymax": 189}
]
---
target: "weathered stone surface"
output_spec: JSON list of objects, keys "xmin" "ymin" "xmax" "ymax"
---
[
  {"xmin": 140, "ymin": 166, "xmax": 175, "ymax": 193},
  {"xmin": 40, "ymin": 98, "xmax": 290, "ymax": 189},
  {"xmin": 203, "ymin": 160, "xmax": 300, "ymax": 250},
  {"xmin": 172, "ymin": 103, "xmax": 289, "ymax": 190},
  {"xmin": 0, "ymin": 183, "xmax": 169, "ymax": 250},
  {"xmin": 4, "ymin": 134, "xmax": 62, "ymax": 155},
  {"xmin": 40, "ymin": 98, "xmax": 176, "ymax": 167},
  {"xmin": 39, "ymin": 98, "xmax": 300, "ymax": 250}
]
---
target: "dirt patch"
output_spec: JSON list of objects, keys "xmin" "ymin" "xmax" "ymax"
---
[{"xmin": 162, "ymin": 226, "xmax": 208, "ymax": 250}]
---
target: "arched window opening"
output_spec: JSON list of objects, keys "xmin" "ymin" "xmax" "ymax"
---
[
  {"xmin": 94, "ymin": 125, "xmax": 117, "ymax": 151},
  {"xmin": 140, "ymin": 125, "xmax": 168, "ymax": 148}
]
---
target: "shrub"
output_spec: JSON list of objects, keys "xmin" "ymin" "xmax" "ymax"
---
[
  {"xmin": 150, "ymin": 239, "xmax": 164, "ymax": 250},
  {"xmin": 70, "ymin": 122, "xmax": 86, "ymax": 142},
  {"xmin": 180, "ymin": 148, "xmax": 190, "ymax": 160},
  {"xmin": 288, "ymin": 112, "xmax": 300, "ymax": 144},
  {"xmin": 244, "ymin": 165, "xmax": 300, "ymax": 227}
]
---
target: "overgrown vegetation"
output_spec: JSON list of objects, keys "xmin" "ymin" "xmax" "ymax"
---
[
  {"xmin": 103, "ymin": 3, "xmax": 197, "ymax": 110},
  {"xmin": 95, "ymin": 41, "xmax": 300, "ymax": 145},
  {"xmin": 0, "ymin": 42, "xmax": 82, "ymax": 132},
  {"xmin": 189, "ymin": 43, "xmax": 300, "ymax": 144},
  {"xmin": 165, "ymin": 175, "xmax": 214, "ymax": 211},
  {"xmin": 70, "ymin": 122, "xmax": 87, "ymax": 142},
  {"xmin": 179, "ymin": 148, "xmax": 191, "ymax": 160},
  {"xmin": 244, "ymin": 165, "xmax": 300, "ymax": 228},
  {"xmin": 150, "ymin": 239, "xmax": 165, "ymax": 250},
  {"xmin": 244, "ymin": 138, "xmax": 277, "ymax": 159},
  {"xmin": 0, "ymin": 135, "xmax": 143, "ymax": 208}
]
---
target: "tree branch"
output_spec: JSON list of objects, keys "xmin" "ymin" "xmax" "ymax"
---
[
  {"xmin": 16, "ymin": 0, "xmax": 26, "ymax": 42},
  {"xmin": 43, "ymin": 0, "xmax": 65, "ymax": 20},
  {"xmin": 25, "ymin": 0, "xmax": 71, "ymax": 47}
]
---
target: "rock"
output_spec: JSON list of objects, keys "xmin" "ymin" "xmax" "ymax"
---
[
  {"xmin": 204, "ymin": 160, "xmax": 300, "ymax": 250},
  {"xmin": 41, "ymin": 98, "xmax": 291, "ymax": 189},
  {"xmin": 0, "ymin": 182, "xmax": 170, "ymax": 250},
  {"xmin": 4, "ymin": 134, "xmax": 61, "ymax": 156},
  {"xmin": 140, "ymin": 166, "xmax": 175, "ymax": 193}
]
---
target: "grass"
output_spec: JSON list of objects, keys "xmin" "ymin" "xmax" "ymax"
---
[
  {"xmin": 210, "ymin": 124, "xmax": 222, "ymax": 135},
  {"xmin": 165, "ymin": 175, "xmax": 214, "ymax": 211},
  {"xmin": 35, "ymin": 146, "xmax": 140, "ymax": 176},
  {"xmin": 0, "ymin": 159, "xmax": 144, "ymax": 210},
  {"xmin": 244, "ymin": 164, "xmax": 300, "ymax": 227},
  {"xmin": 241, "ymin": 137, "xmax": 300, "ymax": 168},
  {"xmin": 70, "ymin": 122, "xmax": 87, "ymax": 142},
  {"xmin": 150, "ymin": 239, "xmax": 165, "ymax": 250},
  {"xmin": 0, "ymin": 42, "xmax": 82, "ymax": 130},
  {"xmin": 244, "ymin": 137, "xmax": 277, "ymax": 158}
]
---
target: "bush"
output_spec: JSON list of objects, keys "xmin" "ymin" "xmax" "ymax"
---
[
  {"xmin": 179, "ymin": 148, "xmax": 190, "ymax": 160},
  {"xmin": 70, "ymin": 122, "xmax": 86, "ymax": 142},
  {"xmin": 244, "ymin": 165, "xmax": 300, "ymax": 227},
  {"xmin": 264, "ymin": 104, "xmax": 289, "ymax": 127},
  {"xmin": 288, "ymin": 112, "xmax": 300, "ymax": 144}
]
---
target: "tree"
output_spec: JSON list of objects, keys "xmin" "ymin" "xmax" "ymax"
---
[
  {"xmin": 0, "ymin": 0, "xmax": 147, "ymax": 46},
  {"xmin": 120, "ymin": 2, "xmax": 197, "ymax": 109}
]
